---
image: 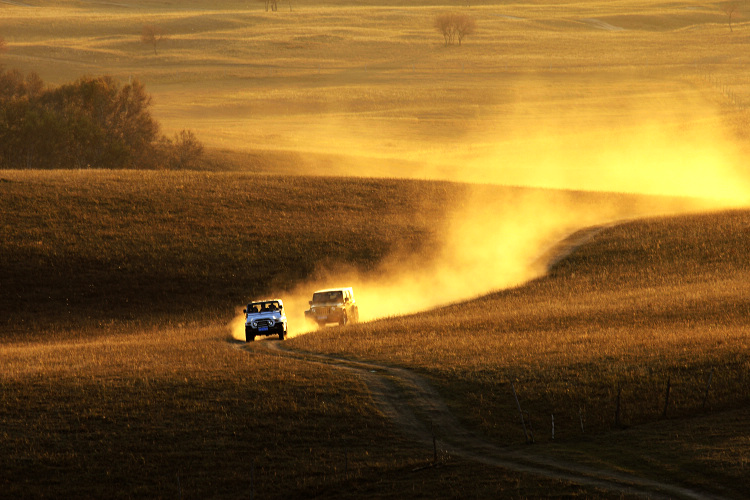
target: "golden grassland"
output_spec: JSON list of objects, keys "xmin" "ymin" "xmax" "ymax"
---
[
  {"xmin": 3, "ymin": 0, "xmax": 750, "ymax": 195},
  {"xmin": 0, "ymin": 170, "xmax": 681, "ymax": 498},
  {"xmin": 2, "ymin": 321, "xmax": 619, "ymax": 499},
  {"xmin": 0, "ymin": 169, "xmax": 457, "ymax": 339},
  {"xmin": 1, "ymin": 170, "xmax": 748, "ymax": 497},
  {"xmin": 291, "ymin": 210, "xmax": 750, "ymax": 493},
  {"xmin": 1, "ymin": 323, "xmax": 427, "ymax": 498},
  {"xmin": 2, "ymin": 0, "xmax": 750, "ymax": 497},
  {"xmin": 0, "ymin": 169, "xmax": 707, "ymax": 340}
]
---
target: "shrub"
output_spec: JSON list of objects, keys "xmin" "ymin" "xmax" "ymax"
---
[{"xmin": 157, "ymin": 129, "xmax": 204, "ymax": 169}]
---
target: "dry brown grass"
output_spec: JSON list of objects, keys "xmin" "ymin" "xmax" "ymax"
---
[
  {"xmin": 0, "ymin": 169, "xmax": 703, "ymax": 340},
  {"xmin": 2, "ymin": 168, "xmax": 733, "ymax": 497},
  {"xmin": 1, "ymin": 323, "xmax": 425, "ymax": 498},
  {"xmin": 2, "ymin": 0, "xmax": 750, "ymax": 198},
  {"xmin": 3, "ymin": 0, "xmax": 750, "ymax": 496},
  {"xmin": 291, "ymin": 210, "xmax": 750, "ymax": 494},
  {"xmin": 0, "ymin": 169, "xmax": 457, "ymax": 339}
]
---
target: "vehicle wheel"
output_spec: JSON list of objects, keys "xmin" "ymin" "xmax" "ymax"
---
[
  {"xmin": 317, "ymin": 322, "xmax": 326, "ymax": 329},
  {"xmin": 353, "ymin": 307, "xmax": 359, "ymax": 323},
  {"xmin": 247, "ymin": 334, "xmax": 256, "ymax": 342},
  {"xmin": 278, "ymin": 329, "xmax": 285, "ymax": 340},
  {"xmin": 339, "ymin": 311, "xmax": 348, "ymax": 326}
]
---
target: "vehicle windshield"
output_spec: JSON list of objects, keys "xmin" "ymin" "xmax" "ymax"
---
[
  {"xmin": 312, "ymin": 291, "xmax": 343, "ymax": 303},
  {"xmin": 247, "ymin": 301, "xmax": 281, "ymax": 313}
]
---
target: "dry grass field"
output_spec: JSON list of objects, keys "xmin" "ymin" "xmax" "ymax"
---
[
  {"xmin": 291, "ymin": 209, "xmax": 750, "ymax": 494},
  {"xmin": 2, "ymin": 0, "xmax": 750, "ymax": 498},
  {"xmin": 3, "ymin": 0, "xmax": 750, "ymax": 195},
  {"xmin": 2, "ymin": 171, "xmax": 748, "ymax": 497}
]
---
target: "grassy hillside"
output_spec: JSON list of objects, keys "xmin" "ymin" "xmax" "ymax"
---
[
  {"xmin": 2, "ymin": 325, "xmax": 630, "ymax": 499},
  {"xmin": 0, "ymin": 170, "xmax": 454, "ymax": 339},
  {"xmin": 3, "ymin": 0, "xmax": 750, "ymax": 496},
  {"xmin": 291, "ymin": 209, "xmax": 750, "ymax": 494},
  {"xmin": 1, "ymin": 170, "xmax": 748, "ymax": 497},
  {"xmin": 2, "ymin": 1, "xmax": 750, "ymax": 198},
  {"xmin": 0, "ymin": 169, "xmax": 709, "ymax": 341},
  {"xmin": 0, "ymin": 170, "xmax": 688, "ymax": 498}
]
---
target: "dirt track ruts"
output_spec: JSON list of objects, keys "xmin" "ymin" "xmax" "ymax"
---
[
  {"xmin": 240, "ymin": 225, "xmax": 728, "ymax": 499},
  {"xmin": 250, "ymin": 340, "xmax": 723, "ymax": 500}
]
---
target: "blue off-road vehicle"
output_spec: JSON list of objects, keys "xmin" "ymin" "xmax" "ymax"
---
[{"xmin": 244, "ymin": 299, "xmax": 288, "ymax": 341}]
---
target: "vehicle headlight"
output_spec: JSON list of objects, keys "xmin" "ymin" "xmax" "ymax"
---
[
  {"xmin": 251, "ymin": 321, "xmax": 257, "ymax": 328},
  {"xmin": 268, "ymin": 319, "xmax": 275, "ymax": 327}
]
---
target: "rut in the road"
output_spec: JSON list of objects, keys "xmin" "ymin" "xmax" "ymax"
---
[{"xmin": 253, "ymin": 341, "xmax": 722, "ymax": 500}]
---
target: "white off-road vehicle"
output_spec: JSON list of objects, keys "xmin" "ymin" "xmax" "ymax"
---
[
  {"xmin": 244, "ymin": 299, "xmax": 287, "ymax": 341},
  {"xmin": 304, "ymin": 287, "xmax": 359, "ymax": 327}
]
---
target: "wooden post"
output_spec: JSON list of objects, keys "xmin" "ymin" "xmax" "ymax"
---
[
  {"xmin": 551, "ymin": 414, "xmax": 555, "ymax": 440},
  {"xmin": 702, "ymin": 368, "xmax": 714, "ymax": 409},
  {"xmin": 511, "ymin": 382, "xmax": 530, "ymax": 443},
  {"xmin": 615, "ymin": 385, "xmax": 622, "ymax": 427},
  {"xmin": 431, "ymin": 422, "xmax": 437, "ymax": 463},
  {"xmin": 524, "ymin": 410, "xmax": 535, "ymax": 443},
  {"xmin": 579, "ymin": 406, "xmax": 585, "ymax": 434},
  {"xmin": 662, "ymin": 377, "xmax": 671, "ymax": 418}
]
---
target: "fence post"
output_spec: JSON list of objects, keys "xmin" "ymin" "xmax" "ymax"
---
[
  {"xmin": 615, "ymin": 385, "xmax": 623, "ymax": 427},
  {"xmin": 702, "ymin": 368, "xmax": 714, "ymax": 409},
  {"xmin": 431, "ymin": 422, "xmax": 437, "ymax": 463},
  {"xmin": 551, "ymin": 414, "xmax": 555, "ymax": 440},
  {"xmin": 523, "ymin": 410, "xmax": 535, "ymax": 443},
  {"xmin": 511, "ymin": 382, "xmax": 531, "ymax": 443},
  {"xmin": 579, "ymin": 406, "xmax": 585, "ymax": 434}
]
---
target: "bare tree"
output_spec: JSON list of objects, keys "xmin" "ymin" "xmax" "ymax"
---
[
  {"xmin": 434, "ymin": 13, "xmax": 457, "ymax": 45},
  {"xmin": 722, "ymin": 2, "xmax": 740, "ymax": 32},
  {"xmin": 141, "ymin": 25, "xmax": 167, "ymax": 55},
  {"xmin": 260, "ymin": 0, "xmax": 278, "ymax": 11},
  {"xmin": 434, "ymin": 13, "xmax": 476, "ymax": 46},
  {"xmin": 455, "ymin": 15, "xmax": 476, "ymax": 45}
]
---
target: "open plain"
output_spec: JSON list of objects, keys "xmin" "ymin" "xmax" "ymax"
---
[{"xmin": 2, "ymin": 0, "xmax": 750, "ymax": 498}]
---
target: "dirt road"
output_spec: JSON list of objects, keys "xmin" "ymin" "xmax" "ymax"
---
[
  {"xmin": 240, "ymin": 224, "xmax": 727, "ymax": 498},
  {"xmin": 250, "ymin": 341, "xmax": 722, "ymax": 499}
]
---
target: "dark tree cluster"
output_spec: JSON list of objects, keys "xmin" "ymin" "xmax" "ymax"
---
[
  {"xmin": 0, "ymin": 69, "xmax": 203, "ymax": 169},
  {"xmin": 434, "ymin": 12, "xmax": 477, "ymax": 46}
]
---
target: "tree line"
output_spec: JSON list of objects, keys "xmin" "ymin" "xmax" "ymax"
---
[{"xmin": 0, "ymin": 69, "xmax": 203, "ymax": 169}]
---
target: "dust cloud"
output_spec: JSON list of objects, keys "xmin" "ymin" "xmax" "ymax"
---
[
  {"xmin": 230, "ymin": 190, "xmax": 586, "ymax": 340},
  {"xmin": 230, "ymin": 77, "xmax": 750, "ymax": 341}
]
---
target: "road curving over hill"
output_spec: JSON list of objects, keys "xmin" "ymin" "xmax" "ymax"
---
[
  {"xmin": 248, "ymin": 340, "xmax": 724, "ymax": 500},
  {"xmin": 237, "ymin": 224, "xmax": 731, "ymax": 499}
]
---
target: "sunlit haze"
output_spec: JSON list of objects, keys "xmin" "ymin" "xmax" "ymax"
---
[{"xmin": 231, "ymin": 78, "xmax": 750, "ymax": 340}]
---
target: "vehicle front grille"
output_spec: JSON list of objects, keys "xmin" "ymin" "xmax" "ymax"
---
[
  {"xmin": 314, "ymin": 307, "xmax": 331, "ymax": 315},
  {"xmin": 256, "ymin": 319, "xmax": 274, "ymax": 328}
]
